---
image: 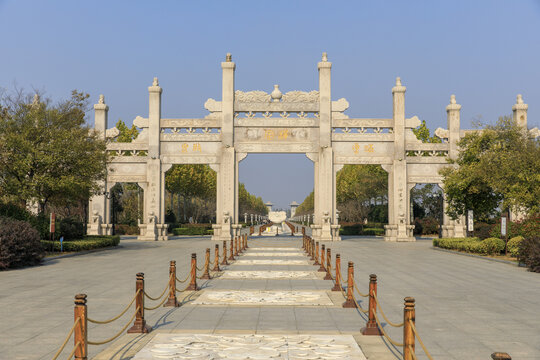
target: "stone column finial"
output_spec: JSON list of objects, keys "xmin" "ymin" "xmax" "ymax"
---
[
  {"xmin": 512, "ymin": 94, "xmax": 528, "ymax": 128},
  {"xmin": 226, "ymin": 53, "xmax": 232, "ymax": 62},
  {"xmin": 322, "ymin": 52, "xmax": 328, "ymax": 62}
]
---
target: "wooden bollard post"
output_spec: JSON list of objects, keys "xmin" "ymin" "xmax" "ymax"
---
[
  {"xmin": 491, "ymin": 353, "xmax": 512, "ymax": 360},
  {"xmin": 201, "ymin": 248, "xmax": 211, "ymax": 279},
  {"xmin": 324, "ymin": 248, "xmax": 332, "ymax": 280},
  {"xmin": 314, "ymin": 242, "xmax": 320, "ymax": 265},
  {"xmin": 259, "ymin": 226, "xmax": 262, "ymax": 235},
  {"xmin": 403, "ymin": 297, "xmax": 416, "ymax": 360},
  {"xmin": 318, "ymin": 245, "xmax": 326, "ymax": 272},
  {"xmin": 74, "ymin": 294, "xmax": 88, "ymax": 360},
  {"xmin": 310, "ymin": 239, "xmax": 315, "ymax": 260},
  {"xmin": 306, "ymin": 237, "xmax": 310, "ymax": 255},
  {"xmin": 362, "ymin": 274, "xmax": 382, "ymax": 335},
  {"xmin": 165, "ymin": 261, "xmax": 180, "ymax": 307},
  {"xmin": 245, "ymin": 234, "xmax": 249, "ymax": 248},
  {"xmin": 229, "ymin": 238, "xmax": 235, "ymax": 260},
  {"xmin": 332, "ymin": 254, "xmax": 342, "ymax": 291},
  {"xmin": 342, "ymin": 262, "xmax": 357, "ymax": 308},
  {"xmin": 234, "ymin": 236, "xmax": 239, "ymax": 255},
  {"xmin": 221, "ymin": 241, "xmax": 229, "ymax": 265},
  {"xmin": 128, "ymin": 273, "xmax": 152, "ymax": 333},
  {"xmin": 186, "ymin": 254, "xmax": 199, "ymax": 291},
  {"xmin": 213, "ymin": 244, "xmax": 220, "ymax": 271}
]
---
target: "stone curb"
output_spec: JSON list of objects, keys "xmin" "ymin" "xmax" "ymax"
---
[{"xmin": 431, "ymin": 246, "xmax": 525, "ymax": 266}]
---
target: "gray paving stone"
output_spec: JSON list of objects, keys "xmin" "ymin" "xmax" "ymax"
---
[{"xmin": 2, "ymin": 235, "xmax": 539, "ymax": 359}]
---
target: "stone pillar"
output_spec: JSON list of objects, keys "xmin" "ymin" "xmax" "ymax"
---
[
  {"xmin": 87, "ymin": 95, "xmax": 111, "ymax": 235},
  {"xmin": 385, "ymin": 78, "xmax": 414, "ymax": 242},
  {"xmin": 511, "ymin": 95, "xmax": 528, "ymax": 221},
  {"xmin": 312, "ymin": 53, "xmax": 334, "ymax": 242},
  {"xmin": 139, "ymin": 78, "xmax": 167, "ymax": 241},
  {"xmin": 445, "ymin": 95, "xmax": 466, "ymax": 237},
  {"xmin": 512, "ymin": 94, "xmax": 528, "ymax": 129},
  {"xmin": 213, "ymin": 53, "xmax": 236, "ymax": 241},
  {"xmin": 441, "ymin": 190, "xmax": 454, "ymax": 238},
  {"xmin": 210, "ymin": 164, "xmax": 222, "ymax": 240}
]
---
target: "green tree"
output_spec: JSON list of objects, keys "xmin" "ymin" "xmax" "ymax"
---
[
  {"xmin": 114, "ymin": 119, "xmax": 139, "ymax": 142},
  {"xmin": 295, "ymin": 191, "xmax": 314, "ymax": 216},
  {"xmin": 412, "ymin": 120, "xmax": 442, "ymax": 143},
  {"xmin": 0, "ymin": 90, "xmax": 108, "ymax": 214},
  {"xmin": 440, "ymin": 116, "xmax": 540, "ymax": 219}
]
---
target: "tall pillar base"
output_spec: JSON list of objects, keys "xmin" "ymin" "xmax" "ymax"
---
[
  {"xmin": 331, "ymin": 225, "xmax": 341, "ymax": 241},
  {"xmin": 384, "ymin": 224, "xmax": 415, "ymax": 242}
]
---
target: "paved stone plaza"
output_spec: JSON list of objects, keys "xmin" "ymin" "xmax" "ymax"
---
[{"xmin": 1, "ymin": 235, "xmax": 539, "ymax": 359}]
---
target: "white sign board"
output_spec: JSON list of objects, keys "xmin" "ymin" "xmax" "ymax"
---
[{"xmin": 501, "ymin": 217, "xmax": 507, "ymax": 237}]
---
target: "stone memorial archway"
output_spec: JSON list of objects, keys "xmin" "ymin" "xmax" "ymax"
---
[{"xmin": 87, "ymin": 53, "xmax": 532, "ymax": 242}]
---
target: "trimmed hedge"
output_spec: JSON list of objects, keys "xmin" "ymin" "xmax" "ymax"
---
[
  {"xmin": 41, "ymin": 235, "xmax": 120, "ymax": 252},
  {"xmin": 362, "ymin": 228, "xmax": 385, "ymax": 236},
  {"xmin": 433, "ymin": 237, "xmax": 505, "ymax": 255},
  {"xmin": 0, "ymin": 217, "xmax": 44, "ymax": 269},
  {"xmin": 172, "ymin": 227, "xmax": 213, "ymax": 236},
  {"xmin": 339, "ymin": 223, "xmax": 385, "ymax": 236},
  {"xmin": 507, "ymin": 236, "xmax": 524, "ymax": 257}
]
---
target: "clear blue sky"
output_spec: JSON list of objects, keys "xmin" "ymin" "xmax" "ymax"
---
[{"xmin": 1, "ymin": 0, "xmax": 539, "ymax": 209}]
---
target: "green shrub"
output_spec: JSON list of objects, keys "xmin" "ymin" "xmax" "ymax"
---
[
  {"xmin": 0, "ymin": 216, "xmax": 44, "ymax": 269},
  {"xmin": 507, "ymin": 236, "xmax": 524, "ymax": 257},
  {"xmin": 57, "ymin": 218, "xmax": 85, "ymax": 240},
  {"xmin": 172, "ymin": 227, "xmax": 211, "ymax": 236},
  {"xmin": 481, "ymin": 237, "xmax": 505, "ymax": 255},
  {"xmin": 115, "ymin": 224, "xmax": 139, "ymax": 235},
  {"xmin": 518, "ymin": 236, "xmax": 540, "ymax": 272},
  {"xmin": 362, "ymin": 228, "xmax": 385, "ymax": 236},
  {"xmin": 473, "ymin": 222, "xmax": 496, "ymax": 240},
  {"xmin": 414, "ymin": 217, "xmax": 440, "ymax": 235},
  {"xmin": 41, "ymin": 235, "xmax": 120, "ymax": 252},
  {"xmin": 433, "ymin": 237, "xmax": 481, "ymax": 252}
]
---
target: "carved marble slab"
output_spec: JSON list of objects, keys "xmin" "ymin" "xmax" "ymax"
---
[
  {"xmin": 192, "ymin": 290, "xmax": 333, "ymax": 306},
  {"xmin": 250, "ymin": 247, "xmax": 302, "ymax": 251},
  {"xmin": 221, "ymin": 271, "xmax": 317, "ymax": 279},
  {"xmin": 132, "ymin": 333, "xmax": 367, "ymax": 359},
  {"xmin": 234, "ymin": 259, "xmax": 310, "ymax": 265},
  {"xmin": 243, "ymin": 252, "xmax": 305, "ymax": 257}
]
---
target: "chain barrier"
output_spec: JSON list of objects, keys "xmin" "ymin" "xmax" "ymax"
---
[
  {"xmin": 373, "ymin": 293, "xmax": 404, "ymax": 328},
  {"xmin": 87, "ymin": 306, "xmax": 140, "ymax": 345},
  {"xmin": 410, "ymin": 319, "xmax": 435, "ymax": 360},
  {"xmin": 196, "ymin": 256, "xmax": 209, "ymax": 272},
  {"xmin": 176, "ymin": 272, "xmax": 190, "ymax": 283},
  {"xmin": 144, "ymin": 276, "xmax": 171, "ymax": 301},
  {"xmin": 337, "ymin": 281, "xmax": 369, "ymax": 314},
  {"xmin": 409, "ymin": 345, "xmax": 418, "ymax": 360},
  {"xmin": 144, "ymin": 292, "xmax": 170, "ymax": 310},
  {"xmin": 65, "ymin": 342, "xmax": 81, "ymax": 360},
  {"xmin": 88, "ymin": 289, "xmax": 141, "ymax": 324},
  {"xmin": 353, "ymin": 278, "xmax": 369, "ymax": 297},
  {"xmin": 372, "ymin": 310, "xmax": 404, "ymax": 347},
  {"xmin": 51, "ymin": 317, "xmax": 80, "ymax": 360}
]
